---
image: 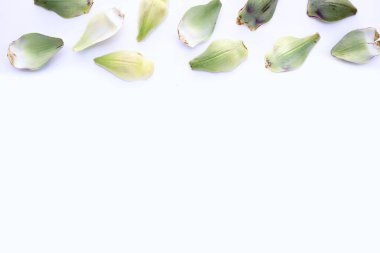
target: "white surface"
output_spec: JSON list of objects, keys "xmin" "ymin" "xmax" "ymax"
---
[{"xmin": 1, "ymin": 0, "xmax": 380, "ymax": 252}]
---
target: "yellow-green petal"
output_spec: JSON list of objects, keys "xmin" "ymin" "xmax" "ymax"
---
[
  {"xmin": 94, "ymin": 51, "xmax": 154, "ymax": 81},
  {"xmin": 137, "ymin": 0, "xmax": 168, "ymax": 42}
]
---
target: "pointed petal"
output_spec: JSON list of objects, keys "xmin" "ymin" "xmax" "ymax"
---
[
  {"xmin": 189, "ymin": 39, "xmax": 248, "ymax": 73},
  {"xmin": 331, "ymin": 28, "xmax": 380, "ymax": 64},
  {"xmin": 73, "ymin": 8, "xmax": 125, "ymax": 52},
  {"xmin": 265, "ymin": 33, "xmax": 320, "ymax": 72},
  {"xmin": 137, "ymin": 0, "xmax": 168, "ymax": 42},
  {"xmin": 94, "ymin": 51, "xmax": 154, "ymax": 81}
]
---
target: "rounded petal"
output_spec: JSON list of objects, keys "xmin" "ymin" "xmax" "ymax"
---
[{"xmin": 7, "ymin": 33, "xmax": 64, "ymax": 71}]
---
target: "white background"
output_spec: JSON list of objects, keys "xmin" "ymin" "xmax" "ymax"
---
[{"xmin": 1, "ymin": 0, "xmax": 380, "ymax": 252}]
